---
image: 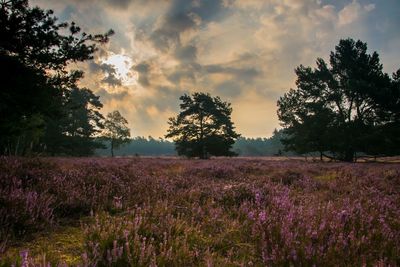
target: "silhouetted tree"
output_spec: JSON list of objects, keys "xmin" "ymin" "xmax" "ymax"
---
[
  {"xmin": 0, "ymin": 54, "xmax": 52, "ymax": 155},
  {"xmin": 0, "ymin": 0, "xmax": 113, "ymax": 155},
  {"xmin": 44, "ymin": 87, "xmax": 105, "ymax": 156},
  {"xmin": 103, "ymin": 111, "xmax": 130, "ymax": 157},
  {"xmin": 277, "ymin": 38, "xmax": 399, "ymax": 161},
  {"xmin": 365, "ymin": 68, "xmax": 400, "ymax": 157},
  {"xmin": 166, "ymin": 92, "xmax": 240, "ymax": 159}
]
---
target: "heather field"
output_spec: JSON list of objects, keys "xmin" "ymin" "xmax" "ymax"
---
[{"xmin": 0, "ymin": 157, "xmax": 399, "ymax": 266}]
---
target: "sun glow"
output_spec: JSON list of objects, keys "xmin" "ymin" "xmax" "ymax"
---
[{"xmin": 102, "ymin": 54, "xmax": 137, "ymax": 86}]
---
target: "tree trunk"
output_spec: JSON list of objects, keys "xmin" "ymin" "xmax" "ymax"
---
[
  {"xmin": 111, "ymin": 139, "xmax": 114, "ymax": 157},
  {"xmin": 199, "ymin": 113, "xmax": 206, "ymax": 159},
  {"xmin": 202, "ymin": 145, "xmax": 207, "ymax": 159},
  {"xmin": 15, "ymin": 136, "xmax": 20, "ymax": 156},
  {"xmin": 320, "ymin": 151, "xmax": 323, "ymax": 162},
  {"xmin": 343, "ymin": 149, "xmax": 354, "ymax": 162}
]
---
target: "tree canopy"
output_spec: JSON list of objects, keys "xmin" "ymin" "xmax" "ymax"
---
[
  {"xmin": 166, "ymin": 92, "xmax": 240, "ymax": 159},
  {"xmin": 0, "ymin": 0, "xmax": 113, "ymax": 155},
  {"xmin": 277, "ymin": 38, "xmax": 400, "ymax": 161},
  {"xmin": 103, "ymin": 111, "xmax": 131, "ymax": 157}
]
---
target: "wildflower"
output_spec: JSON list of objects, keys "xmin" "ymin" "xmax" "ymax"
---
[
  {"xmin": 255, "ymin": 192, "xmax": 262, "ymax": 206},
  {"xmin": 81, "ymin": 252, "xmax": 88, "ymax": 264},
  {"xmin": 248, "ymin": 211, "xmax": 255, "ymax": 220},
  {"xmin": 113, "ymin": 196, "xmax": 123, "ymax": 209},
  {"xmin": 20, "ymin": 250, "xmax": 29, "ymax": 267},
  {"xmin": 259, "ymin": 211, "xmax": 267, "ymax": 223},
  {"xmin": 311, "ymin": 230, "xmax": 318, "ymax": 240}
]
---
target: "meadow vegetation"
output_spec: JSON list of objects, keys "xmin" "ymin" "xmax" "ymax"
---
[{"xmin": 1, "ymin": 157, "xmax": 399, "ymax": 266}]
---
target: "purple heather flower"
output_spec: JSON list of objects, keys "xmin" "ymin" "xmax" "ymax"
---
[
  {"xmin": 259, "ymin": 211, "xmax": 267, "ymax": 223},
  {"xmin": 20, "ymin": 250, "xmax": 29, "ymax": 267}
]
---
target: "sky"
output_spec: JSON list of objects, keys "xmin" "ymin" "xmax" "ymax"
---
[{"xmin": 31, "ymin": 0, "xmax": 400, "ymax": 138}]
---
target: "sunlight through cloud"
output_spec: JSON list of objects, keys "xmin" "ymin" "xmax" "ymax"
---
[{"xmin": 102, "ymin": 54, "xmax": 137, "ymax": 86}]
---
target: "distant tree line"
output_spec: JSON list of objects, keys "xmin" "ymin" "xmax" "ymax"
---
[
  {"xmin": 233, "ymin": 129, "xmax": 294, "ymax": 156},
  {"xmin": 278, "ymin": 38, "xmax": 400, "ymax": 162},
  {"xmin": 96, "ymin": 136, "xmax": 176, "ymax": 157},
  {"xmin": 95, "ymin": 131, "xmax": 291, "ymax": 157}
]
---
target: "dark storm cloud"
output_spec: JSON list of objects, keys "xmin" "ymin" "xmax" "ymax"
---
[
  {"xmin": 134, "ymin": 62, "xmax": 150, "ymax": 73},
  {"xmin": 149, "ymin": 0, "xmax": 228, "ymax": 52},
  {"xmin": 89, "ymin": 62, "xmax": 113, "ymax": 73},
  {"xmin": 169, "ymin": 0, "xmax": 227, "ymax": 23},
  {"xmin": 89, "ymin": 62, "xmax": 123, "ymax": 87},
  {"xmin": 149, "ymin": 13, "xmax": 196, "ymax": 51},
  {"xmin": 102, "ymin": 75, "xmax": 122, "ymax": 87},
  {"xmin": 133, "ymin": 62, "xmax": 151, "ymax": 87}
]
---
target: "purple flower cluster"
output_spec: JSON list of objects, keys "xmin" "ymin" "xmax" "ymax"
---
[{"xmin": 1, "ymin": 157, "xmax": 399, "ymax": 266}]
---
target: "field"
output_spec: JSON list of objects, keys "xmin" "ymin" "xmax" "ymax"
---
[{"xmin": 0, "ymin": 157, "xmax": 399, "ymax": 266}]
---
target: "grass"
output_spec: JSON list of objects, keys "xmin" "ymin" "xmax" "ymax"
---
[{"xmin": 2, "ymin": 224, "xmax": 84, "ymax": 266}]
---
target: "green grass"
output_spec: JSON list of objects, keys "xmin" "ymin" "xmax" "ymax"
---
[{"xmin": 2, "ymin": 225, "xmax": 84, "ymax": 266}]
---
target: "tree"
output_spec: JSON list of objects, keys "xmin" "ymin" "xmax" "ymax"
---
[
  {"xmin": 0, "ymin": 0, "xmax": 113, "ymax": 155},
  {"xmin": 166, "ymin": 92, "xmax": 240, "ymax": 159},
  {"xmin": 277, "ymin": 38, "xmax": 399, "ymax": 161},
  {"xmin": 103, "ymin": 111, "xmax": 131, "ymax": 157},
  {"xmin": 44, "ymin": 87, "xmax": 105, "ymax": 156},
  {"xmin": 0, "ymin": 54, "xmax": 52, "ymax": 155}
]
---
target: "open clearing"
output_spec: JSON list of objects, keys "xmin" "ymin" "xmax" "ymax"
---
[{"xmin": 1, "ymin": 157, "xmax": 399, "ymax": 266}]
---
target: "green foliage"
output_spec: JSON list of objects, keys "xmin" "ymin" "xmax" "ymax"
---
[
  {"xmin": 103, "ymin": 111, "xmax": 131, "ymax": 157},
  {"xmin": 277, "ymin": 38, "xmax": 400, "ymax": 161},
  {"xmin": 0, "ymin": 54, "xmax": 54, "ymax": 155},
  {"xmin": 0, "ymin": 0, "xmax": 113, "ymax": 156},
  {"xmin": 44, "ymin": 88, "xmax": 106, "ymax": 156},
  {"xmin": 166, "ymin": 92, "xmax": 240, "ymax": 159}
]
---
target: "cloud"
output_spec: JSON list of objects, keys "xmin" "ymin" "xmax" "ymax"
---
[
  {"xmin": 96, "ymin": 88, "xmax": 128, "ymax": 102},
  {"xmin": 148, "ymin": 0, "xmax": 228, "ymax": 55},
  {"xmin": 102, "ymin": 74, "xmax": 123, "ymax": 87},
  {"xmin": 167, "ymin": 66, "xmax": 197, "ymax": 84},
  {"xmin": 215, "ymin": 80, "xmax": 242, "ymax": 98},
  {"xmin": 205, "ymin": 65, "xmax": 260, "ymax": 82},
  {"xmin": 31, "ymin": 0, "xmax": 399, "ymax": 138},
  {"xmin": 174, "ymin": 44, "xmax": 197, "ymax": 63},
  {"xmin": 364, "ymin": 4, "xmax": 375, "ymax": 12},
  {"xmin": 338, "ymin": 0, "xmax": 375, "ymax": 26},
  {"xmin": 133, "ymin": 62, "xmax": 151, "ymax": 87},
  {"xmin": 149, "ymin": 12, "xmax": 197, "ymax": 51},
  {"xmin": 89, "ymin": 62, "xmax": 123, "ymax": 87},
  {"xmin": 105, "ymin": 0, "xmax": 132, "ymax": 9}
]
